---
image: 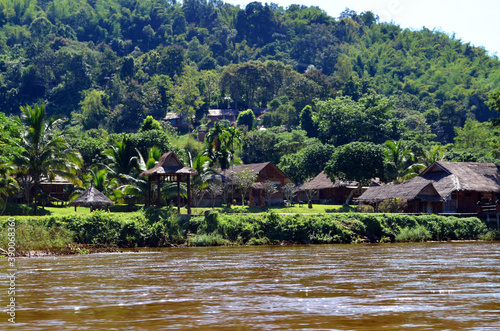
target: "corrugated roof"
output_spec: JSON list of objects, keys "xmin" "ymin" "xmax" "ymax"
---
[{"xmin": 208, "ymin": 109, "xmax": 238, "ymax": 117}]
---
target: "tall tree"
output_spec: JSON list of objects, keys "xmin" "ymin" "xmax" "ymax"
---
[
  {"xmin": 325, "ymin": 142, "xmax": 384, "ymax": 205},
  {"xmin": 14, "ymin": 104, "xmax": 82, "ymax": 215}
]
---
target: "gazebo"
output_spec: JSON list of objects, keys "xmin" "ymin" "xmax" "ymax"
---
[
  {"xmin": 140, "ymin": 152, "xmax": 198, "ymax": 215},
  {"xmin": 68, "ymin": 186, "xmax": 115, "ymax": 212}
]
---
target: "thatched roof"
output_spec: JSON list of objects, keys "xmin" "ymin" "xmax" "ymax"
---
[
  {"xmin": 140, "ymin": 152, "xmax": 197, "ymax": 177},
  {"xmin": 297, "ymin": 171, "xmax": 359, "ymax": 191},
  {"xmin": 357, "ymin": 161, "xmax": 500, "ymax": 203},
  {"xmin": 422, "ymin": 161, "xmax": 500, "ymax": 195},
  {"xmin": 219, "ymin": 162, "xmax": 291, "ymax": 182},
  {"xmin": 68, "ymin": 186, "xmax": 114, "ymax": 207},
  {"xmin": 356, "ymin": 178, "xmax": 442, "ymax": 203}
]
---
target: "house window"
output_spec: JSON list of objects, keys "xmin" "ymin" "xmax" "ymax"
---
[{"xmin": 272, "ymin": 181, "xmax": 281, "ymax": 190}]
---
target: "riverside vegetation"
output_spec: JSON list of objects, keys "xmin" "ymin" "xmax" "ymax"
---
[{"xmin": 0, "ymin": 208, "xmax": 498, "ymax": 255}]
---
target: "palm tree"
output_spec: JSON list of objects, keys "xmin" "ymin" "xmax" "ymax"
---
[
  {"xmin": 190, "ymin": 153, "xmax": 218, "ymax": 206},
  {"xmin": 0, "ymin": 163, "xmax": 18, "ymax": 215},
  {"xmin": 403, "ymin": 145, "xmax": 448, "ymax": 181},
  {"xmin": 102, "ymin": 134, "xmax": 140, "ymax": 183},
  {"xmin": 224, "ymin": 126, "xmax": 243, "ymax": 169},
  {"xmin": 103, "ymin": 135, "xmax": 150, "ymax": 209},
  {"xmin": 204, "ymin": 122, "xmax": 231, "ymax": 170},
  {"xmin": 13, "ymin": 104, "xmax": 82, "ymax": 215},
  {"xmin": 384, "ymin": 140, "xmax": 414, "ymax": 183}
]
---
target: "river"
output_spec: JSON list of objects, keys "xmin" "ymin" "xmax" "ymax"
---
[{"xmin": 2, "ymin": 242, "xmax": 500, "ymax": 330}]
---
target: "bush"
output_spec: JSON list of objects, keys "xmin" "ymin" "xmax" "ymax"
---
[
  {"xmin": 395, "ymin": 225, "xmax": 432, "ymax": 242},
  {"xmin": 378, "ymin": 199, "xmax": 408, "ymax": 213}
]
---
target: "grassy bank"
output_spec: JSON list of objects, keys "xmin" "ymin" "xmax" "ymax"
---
[{"xmin": 1, "ymin": 209, "xmax": 498, "ymax": 255}]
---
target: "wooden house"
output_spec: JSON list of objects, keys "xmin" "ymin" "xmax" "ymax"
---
[
  {"xmin": 219, "ymin": 162, "xmax": 293, "ymax": 206},
  {"xmin": 356, "ymin": 161, "xmax": 500, "ymax": 214},
  {"xmin": 207, "ymin": 109, "xmax": 238, "ymax": 124},
  {"xmin": 297, "ymin": 171, "xmax": 366, "ymax": 204},
  {"xmin": 164, "ymin": 112, "xmax": 191, "ymax": 131}
]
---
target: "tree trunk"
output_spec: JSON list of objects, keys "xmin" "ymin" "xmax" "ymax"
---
[
  {"xmin": 34, "ymin": 179, "xmax": 39, "ymax": 216},
  {"xmin": 344, "ymin": 182, "xmax": 362, "ymax": 207}
]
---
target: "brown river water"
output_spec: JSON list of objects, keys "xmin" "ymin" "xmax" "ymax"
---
[{"xmin": 2, "ymin": 242, "xmax": 500, "ymax": 330}]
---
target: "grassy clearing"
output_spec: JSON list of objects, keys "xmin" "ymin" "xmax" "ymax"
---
[{"xmin": 184, "ymin": 204, "xmax": 354, "ymax": 215}]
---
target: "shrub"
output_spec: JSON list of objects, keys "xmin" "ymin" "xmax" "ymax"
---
[
  {"xmin": 378, "ymin": 198, "xmax": 408, "ymax": 213},
  {"xmin": 396, "ymin": 225, "xmax": 431, "ymax": 242}
]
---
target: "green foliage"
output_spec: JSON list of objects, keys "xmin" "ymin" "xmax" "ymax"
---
[
  {"xmin": 139, "ymin": 116, "xmax": 162, "ymax": 132},
  {"xmin": 236, "ymin": 109, "xmax": 255, "ymax": 129},
  {"xmin": 325, "ymin": 142, "xmax": 385, "ymax": 185},
  {"xmin": 279, "ymin": 141, "xmax": 334, "ymax": 182},
  {"xmin": 0, "ymin": 211, "xmax": 490, "ymax": 252}
]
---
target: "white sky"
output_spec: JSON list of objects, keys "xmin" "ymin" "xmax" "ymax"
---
[{"xmin": 224, "ymin": 0, "xmax": 500, "ymax": 57}]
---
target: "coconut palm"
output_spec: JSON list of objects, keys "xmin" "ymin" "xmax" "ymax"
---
[
  {"xmin": 0, "ymin": 163, "xmax": 18, "ymax": 215},
  {"xmin": 13, "ymin": 104, "xmax": 82, "ymax": 215},
  {"xmin": 224, "ymin": 126, "xmax": 243, "ymax": 169},
  {"xmin": 190, "ymin": 153, "xmax": 218, "ymax": 207},
  {"xmin": 203, "ymin": 122, "xmax": 231, "ymax": 170},
  {"xmin": 384, "ymin": 140, "xmax": 414, "ymax": 183}
]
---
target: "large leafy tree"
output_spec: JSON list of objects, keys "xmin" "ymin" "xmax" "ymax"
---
[
  {"xmin": 325, "ymin": 141, "xmax": 384, "ymax": 205},
  {"xmin": 315, "ymin": 92, "xmax": 405, "ymax": 146},
  {"xmin": 13, "ymin": 104, "xmax": 82, "ymax": 215}
]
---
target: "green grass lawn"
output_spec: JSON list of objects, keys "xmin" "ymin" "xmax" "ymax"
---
[
  {"xmin": 184, "ymin": 203, "xmax": 354, "ymax": 215},
  {"xmin": 0, "ymin": 203, "xmax": 354, "ymax": 220}
]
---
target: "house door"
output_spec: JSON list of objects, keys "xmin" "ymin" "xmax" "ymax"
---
[{"xmin": 426, "ymin": 202, "xmax": 433, "ymax": 214}]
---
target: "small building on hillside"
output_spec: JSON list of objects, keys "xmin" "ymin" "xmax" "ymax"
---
[
  {"xmin": 297, "ymin": 171, "xmax": 371, "ymax": 204},
  {"xmin": 356, "ymin": 161, "xmax": 500, "ymax": 214},
  {"xmin": 164, "ymin": 112, "xmax": 191, "ymax": 131},
  {"xmin": 219, "ymin": 162, "xmax": 293, "ymax": 206},
  {"xmin": 207, "ymin": 109, "xmax": 238, "ymax": 124}
]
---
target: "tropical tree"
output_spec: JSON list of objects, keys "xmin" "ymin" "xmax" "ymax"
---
[
  {"xmin": 0, "ymin": 164, "xmax": 18, "ymax": 214},
  {"xmin": 102, "ymin": 134, "xmax": 145, "ymax": 208},
  {"xmin": 102, "ymin": 134, "xmax": 140, "ymax": 183},
  {"xmin": 383, "ymin": 140, "xmax": 415, "ymax": 183},
  {"xmin": 283, "ymin": 183, "xmax": 297, "ymax": 204},
  {"xmin": 325, "ymin": 142, "xmax": 384, "ymax": 205},
  {"xmin": 13, "ymin": 104, "xmax": 82, "ymax": 215},
  {"xmin": 225, "ymin": 126, "xmax": 243, "ymax": 169},
  {"xmin": 261, "ymin": 180, "xmax": 278, "ymax": 206},
  {"xmin": 204, "ymin": 122, "xmax": 242, "ymax": 171},
  {"xmin": 190, "ymin": 153, "xmax": 218, "ymax": 207},
  {"xmin": 231, "ymin": 169, "xmax": 257, "ymax": 206}
]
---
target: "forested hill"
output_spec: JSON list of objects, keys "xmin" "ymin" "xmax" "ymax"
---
[{"xmin": 1, "ymin": 0, "xmax": 499, "ymax": 140}]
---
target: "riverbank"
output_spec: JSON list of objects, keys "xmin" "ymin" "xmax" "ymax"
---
[{"xmin": 1, "ymin": 208, "xmax": 498, "ymax": 255}]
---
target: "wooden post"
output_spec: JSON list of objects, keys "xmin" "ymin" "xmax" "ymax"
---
[
  {"xmin": 147, "ymin": 178, "xmax": 151, "ymax": 207},
  {"xmin": 187, "ymin": 174, "xmax": 191, "ymax": 216},
  {"xmin": 157, "ymin": 175, "xmax": 161, "ymax": 207},
  {"xmin": 177, "ymin": 175, "xmax": 181, "ymax": 214}
]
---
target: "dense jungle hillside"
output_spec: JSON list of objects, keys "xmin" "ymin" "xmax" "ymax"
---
[{"xmin": 0, "ymin": 0, "xmax": 499, "ymax": 143}]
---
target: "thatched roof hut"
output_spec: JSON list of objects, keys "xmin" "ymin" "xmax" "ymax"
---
[
  {"xmin": 68, "ymin": 186, "xmax": 114, "ymax": 208},
  {"xmin": 140, "ymin": 152, "xmax": 198, "ymax": 177},
  {"xmin": 140, "ymin": 152, "xmax": 197, "ymax": 214},
  {"xmin": 357, "ymin": 161, "xmax": 500, "ymax": 213}
]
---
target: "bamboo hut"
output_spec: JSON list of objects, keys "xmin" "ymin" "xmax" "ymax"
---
[
  {"xmin": 140, "ymin": 152, "xmax": 197, "ymax": 215},
  {"xmin": 357, "ymin": 161, "xmax": 500, "ymax": 214},
  {"xmin": 297, "ymin": 171, "xmax": 369, "ymax": 204},
  {"xmin": 68, "ymin": 186, "xmax": 114, "ymax": 212}
]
